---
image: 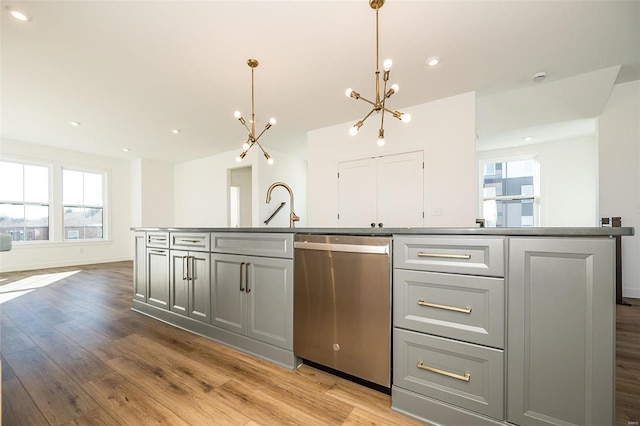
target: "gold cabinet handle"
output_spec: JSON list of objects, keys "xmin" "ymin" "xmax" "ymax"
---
[
  {"xmin": 239, "ymin": 262, "xmax": 245, "ymax": 292},
  {"xmin": 417, "ymin": 252, "xmax": 471, "ymax": 260},
  {"xmin": 245, "ymin": 262, "xmax": 251, "ymax": 293},
  {"xmin": 418, "ymin": 299, "xmax": 472, "ymax": 314},
  {"xmin": 417, "ymin": 361, "xmax": 470, "ymax": 382}
]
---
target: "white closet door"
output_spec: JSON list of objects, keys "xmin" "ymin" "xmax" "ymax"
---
[
  {"xmin": 338, "ymin": 157, "xmax": 377, "ymax": 227},
  {"xmin": 377, "ymin": 151, "xmax": 424, "ymax": 228}
]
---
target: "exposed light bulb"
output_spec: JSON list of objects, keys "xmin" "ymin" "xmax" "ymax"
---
[
  {"xmin": 391, "ymin": 84, "xmax": 399, "ymax": 93},
  {"xmin": 267, "ymin": 158, "xmax": 274, "ymax": 165},
  {"xmin": 383, "ymin": 59, "xmax": 393, "ymax": 70},
  {"xmin": 402, "ymin": 113, "xmax": 412, "ymax": 123},
  {"xmin": 234, "ymin": 111, "xmax": 242, "ymax": 119},
  {"xmin": 269, "ymin": 117, "xmax": 276, "ymax": 125},
  {"xmin": 242, "ymin": 142, "xmax": 250, "ymax": 150},
  {"xmin": 349, "ymin": 126, "xmax": 359, "ymax": 136},
  {"xmin": 345, "ymin": 88, "xmax": 353, "ymax": 98},
  {"xmin": 377, "ymin": 138, "xmax": 386, "ymax": 147},
  {"xmin": 235, "ymin": 156, "xmax": 242, "ymax": 163}
]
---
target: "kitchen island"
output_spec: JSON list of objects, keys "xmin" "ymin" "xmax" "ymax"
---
[{"xmin": 131, "ymin": 226, "xmax": 633, "ymax": 426}]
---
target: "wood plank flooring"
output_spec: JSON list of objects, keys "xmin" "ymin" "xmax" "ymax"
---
[
  {"xmin": 1, "ymin": 261, "xmax": 639, "ymax": 425},
  {"xmin": 0, "ymin": 262, "xmax": 424, "ymax": 426}
]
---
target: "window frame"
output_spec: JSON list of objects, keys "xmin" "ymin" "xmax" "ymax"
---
[
  {"xmin": 0, "ymin": 158, "xmax": 53, "ymax": 243},
  {"xmin": 478, "ymin": 155, "xmax": 540, "ymax": 228},
  {"xmin": 61, "ymin": 167, "xmax": 108, "ymax": 242}
]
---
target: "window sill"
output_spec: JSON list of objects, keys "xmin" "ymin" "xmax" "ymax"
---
[{"xmin": 8, "ymin": 240, "xmax": 112, "ymax": 249}]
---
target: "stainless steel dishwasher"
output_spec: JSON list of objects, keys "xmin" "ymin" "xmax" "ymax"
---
[{"xmin": 293, "ymin": 234, "xmax": 392, "ymax": 387}]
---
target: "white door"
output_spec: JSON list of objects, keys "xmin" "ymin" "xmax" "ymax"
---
[
  {"xmin": 377, "ymin": 151, "xmax": 424, "ymax": 227},
  {"xmin": 338, "ymin": 151, "xmax": 424, "ymax": 228},
  {"xmin": 338, "ymin": 157, "xmax": 377, "ymax": 227}
]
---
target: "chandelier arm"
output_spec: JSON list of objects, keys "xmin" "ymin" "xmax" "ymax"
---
[
  {"xmin": 253, "ymin": 139, "xmax": 270, "ymax": 156},
  {"xmin": 353, "ymin": 95, "xmax": 378, "ymax": 108},
  {"xmin": 379, "ymin": 78, "xmax": 389, "ymax": 130},
  {"xmin": 383, "ymin": 106, "xmax": 405, "ymax": 119},
  {"xmin": 254, "ymin": 125, "xmax": 272, "ymax": 142},
  {"xmin": 357, "ymin": 108, "xmax": 378, "ymax": 126},
  {"xmin": 238, "ymin": 121, "xmax": 252, "ymax": 135}
]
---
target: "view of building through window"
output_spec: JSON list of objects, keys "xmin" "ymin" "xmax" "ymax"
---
[
  {"xmin": 0, "ymin": 161, "xmax": 50, "ymax": 241},
  {"xmin": 482, "ymin": 159, "xmax": 536, "ymax": 227},
  {"xmin": 63, "ymin": 169, "xmax": 104, "ymax": 240}
]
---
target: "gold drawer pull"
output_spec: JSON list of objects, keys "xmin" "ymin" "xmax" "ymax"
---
[
  {"xmin": 417, "ymin": 361, "xmax": 471, "ymax": 382},
  {"xmin": 418, "ymin": 299, "xmax": 472, "ymax": 314},
  {"xmin": 417, "ymin": 252, "xmax": 471, "ymax": 260}
]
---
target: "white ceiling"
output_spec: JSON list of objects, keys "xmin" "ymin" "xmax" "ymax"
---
[{"xmin": 1, "ymin": 0, "xmax": 639, "ymax": 163}]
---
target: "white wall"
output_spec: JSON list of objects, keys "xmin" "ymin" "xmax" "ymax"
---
[
  {"xmin": 307, "ymin": 92, "xmax": 477, "ymax": 227},
  {"xmin": 0, "ymin": 140, "xmax": 133, "ymax": 272},
  {"xmin": 598, "ymin": 80, "xmax": 640, "ymax": 298},
  {"xmin": 477, "ymin": 135, "xmax": 598, "ymax": 227},
  {"xmin": 174, "ymin": 146, "xmax": 307, "ymax": 227},
  {"xmin": 131, "ymin": 158, "xmax": 174, "ymax": 227}
]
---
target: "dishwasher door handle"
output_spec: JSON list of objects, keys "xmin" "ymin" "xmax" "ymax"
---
[{"xmin": 294, "ymin": 241, "xmax": 389, "ymax": 255}]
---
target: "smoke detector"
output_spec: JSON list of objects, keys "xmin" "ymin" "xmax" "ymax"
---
[{"xmin": 533, "ymin": 71, "xmax": 547, "ymax": 82}]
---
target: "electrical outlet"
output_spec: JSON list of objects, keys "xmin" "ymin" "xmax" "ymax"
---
[{"xmin": 431, "ymin": 208, "xmax": 444, "ymax": 216}]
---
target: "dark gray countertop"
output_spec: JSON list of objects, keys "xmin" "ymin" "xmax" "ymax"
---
[{"xmin": 131, "ymin": 226, "xmax": 634, "ymax": 237}]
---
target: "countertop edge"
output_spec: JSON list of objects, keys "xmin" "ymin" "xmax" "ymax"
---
[{"xmin": 130, "ymin": 227, "xmax": 635, "ymax": 237}]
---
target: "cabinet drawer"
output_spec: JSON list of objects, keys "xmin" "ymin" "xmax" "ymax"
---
[
  {"xmin": 394, "ymin": 236, "xmax": 505, "ymax": 277},
  {"xmin": 394, "ymin": 270, "xmax": 504, "ymax": 348},
  {"xmin": 147, "ymin": 232, "xmax": 169, "ymax": 248},
  {"xmin": 170, "ymin": 232, "xmax": 210, "ymax": 251},
  {"xmin": 394, "ymin": 328, "xmax": 504, "ymax": 420},
  {"xmin": 211, "ymin": 233, "xmax": 293, "ymax": 259}
]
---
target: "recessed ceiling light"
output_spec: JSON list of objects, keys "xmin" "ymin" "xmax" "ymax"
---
[
  {"xmin": 6, "ymin": 6, "xmax": 31, "ymax": 22},
  {"xmin": 523, "ymin": 136, "xmax": 534, "ymax": 142},
  {"xmin": 68, "ymin": 121, "xmax": 82, "ymax": 127},
  {"xmin": 426, "ymin": 56, "xmax": 440, "ymax": 67},
  {"xmin": 122, "ymin": 148, "xmax": 130, "ymax": 152},
  {"xmin": 533, "ymin": 71, "xmax": 547, "ymax": 82},
  {"xmin": 171, "ymin": 129, "xmax": 181, "ymax": 134}
]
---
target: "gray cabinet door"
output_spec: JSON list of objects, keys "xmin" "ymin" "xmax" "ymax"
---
[
  {"xmin": 147, "ymin": 248, "xmax": 169, "ymax": 309},
  {"xmin": 211, "ymin": 253, "xmax": 246, "ymax": 335},
  {"xmin": 507, "ymin": 237, "xmax": 615, "ymax": 426},
  {"xmin": 133, "ymin": 232, "xmax": 146, "ymax": 302},
  {"xmin": 189, "ymin": 251, "xmax": 211, "ymax": 323},
  {"xmin": 169, "ymin": 250, "xmax": 188, "ymax": 315},
  {"xmin": 246, "ymin": 256, "xmax": 293, "ymax": 350}
]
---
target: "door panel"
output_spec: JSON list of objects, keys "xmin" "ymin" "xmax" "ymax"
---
[
  {"xmin": 189, "ymin": 252, "xmax": 211, "ymax": 323},
  {"xmin": 338, "ymin": 158, "xmax": 377, "ymax": 227},
  {"xmin": 211, "ymin": 254, "xmax": 245, "ymax": 334},
  {"xmin": 170, "ymin": 250, "xmax": 188, "ymax": 315},
  {"xmin": 147, "ymin": 248, "xmax": 169, "ymax": 309},
  {"xmin": 246, "ymin": 257, "xmax": 293, "ymax": 349},
  {"xmin": 377, "ymin": 151, "xmax": 423, "ymax": 227}
]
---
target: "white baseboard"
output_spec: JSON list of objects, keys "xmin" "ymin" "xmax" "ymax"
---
[
  {"xmin": 622, "ymin": 288, "xmax": 640, "ymax": 299},
  {"xmin": 0, "ymin": 257, "xmax": 132, "ymax": 273}
]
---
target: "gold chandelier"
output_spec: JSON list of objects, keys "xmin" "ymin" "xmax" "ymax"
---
[
  {"xmin": 346, "ymin": 0, "xmax": 411, "ymax": 146},
  {"xmin": 234, "ymin": 59, "xmax": 275, "ymax": 165}
]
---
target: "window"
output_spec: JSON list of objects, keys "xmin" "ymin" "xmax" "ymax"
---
[
  {"xmin": 0, "ymin": 161, "xmax": 50, "ymax": 241},
  {"xmin": 481, "ymin": 159, "xmax": 536, "ymax": 227},
  {"xmin": 63, "ymin": 169, "xmax": 104, "ymax": 240}
]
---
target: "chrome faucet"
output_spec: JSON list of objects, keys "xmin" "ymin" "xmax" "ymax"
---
[{"xmin": 265, "ymin": 181, "xmax": 300, "ymax": 228}]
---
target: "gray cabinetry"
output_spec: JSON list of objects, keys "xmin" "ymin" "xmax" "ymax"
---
[
  {"xmin": 144, "ymin": 231, "xmax": 170, "ymax": 309},
  {"xmin": 169, "ymin": 232, "xmax": 211, "ymax": 323},
  {"xmin": 392, "ymin": 235, "xmax": 506, "ymax": 424},
  {"xmin": 507, "ymin": 237, "xmax": 615, "ymax": 426},
  {"xmin": 170, "ymin": 249, "xmax": 211, "ymax": 323},
  {"xmin": 212, "ymin": 253, "xmax": 293, "ymax": 349},
  {"xmin": 211, "ymin": 232, "xmax": 294, "ymax": 353},
  {"xmin": 133, "ymin": 231, "xmax": 146, "ymax": 302}
]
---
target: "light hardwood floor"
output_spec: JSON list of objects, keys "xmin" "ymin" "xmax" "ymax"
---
[{"xmin": 1, "ymin": 261, "xmax": 639, "ymax": 425}]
